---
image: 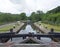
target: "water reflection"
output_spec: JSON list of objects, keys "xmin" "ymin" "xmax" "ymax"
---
[
  {"xmin": 11, "ymin": 24, "xmax": 52, "ymax": 43},
  {"xmin": 19, "ymin": 24, "xmax": 52, "ymax": 43},
  {"xmin": 19, "ymin": 24, "xmax": 36, "ymax": 34}
]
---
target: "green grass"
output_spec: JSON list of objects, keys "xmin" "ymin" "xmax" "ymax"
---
[
  {"xmin": 0, "ymin": 25, "xmax": 13, "ymax": 32},
  {"xmin": 40, "ymin": 23, "xmax": 60, "ymax": 32},
  {"xmin": 0, "ymin": 24, "xmax": 18, "ymax": 33},
  {"xmin": 0, "ymin": 22, "xmax": 4, "ymax": 25}
]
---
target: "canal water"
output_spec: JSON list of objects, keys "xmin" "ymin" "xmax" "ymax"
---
[{"xmin": 9, "ymin": 24, "xmax": 52, "ymax": 44}]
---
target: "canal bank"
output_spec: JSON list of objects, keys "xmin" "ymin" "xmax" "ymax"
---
[
  {"xmin": 0, "ymin": 22, "xmax": 25, "ymax": 43},
  {"xmin": 14, "ymin": 23, "xmax": 25, "ymax": 33},
  {"xmin": 8, "ymin": 23, "xmax": 52, "ymax": 44},
  {"xmin": 8, "ymin": 24, "xmax": 38, "ymax": 44},
  {"xmin": 34, "ymin": 23, "xmax": 50, "ymax": 33},
  {"xmin": 33, "ymin": 22, "xmax": 60, "ymax": 42},
  {"xmin": 1, "ymin": 23, "xmax": 59, "ymax": 47}
]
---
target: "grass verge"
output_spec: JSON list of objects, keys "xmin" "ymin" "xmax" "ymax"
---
[
  {"xmin": 0, "ymin": 24, "xmax": 18, "ymax": 33},
  {"xmin": 41, "ymin": 23, "xmax": 60, "ymax": 32}
]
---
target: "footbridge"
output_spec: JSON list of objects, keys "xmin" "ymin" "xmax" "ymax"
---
[{"xmin": 0, "ymin": 32, "xmax": 60, "ymax": 39}]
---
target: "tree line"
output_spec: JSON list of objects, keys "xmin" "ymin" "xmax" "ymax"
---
[
  {"xmin": 0, "ymin": 12, "xmax": 27, "ymax": 24},
  {"xmin": 0, "ymin": 6, "xmax": 60, "ymax": 25},
  {"xmin": 42, "ymin": 6, "xmax": 60, "ymax": 25},
  {"xmin": 28, "ymin": 11, "xmax": 44, "ymax": 22},
  {"xmin": 29, "ymin": 6, "xmax": 60, "ymax": 25}
]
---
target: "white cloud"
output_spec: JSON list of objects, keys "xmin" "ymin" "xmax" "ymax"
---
[
  {"xmin": 0, "ymin": 0, "xmax": 20, "ymax": 14},
  {"xmin": 0, "ymin": 0, "xmax": 60, "ymax": 16}
]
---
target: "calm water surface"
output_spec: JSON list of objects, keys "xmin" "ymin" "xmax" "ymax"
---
[{"xmin": 10, "ymin": 24, "xmax": 52, "ymax": 44}]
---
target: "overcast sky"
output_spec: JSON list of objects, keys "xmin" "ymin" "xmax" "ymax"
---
[{"xmin": 0, "ymin": 0, "xmax": 60, "ymax": 16}]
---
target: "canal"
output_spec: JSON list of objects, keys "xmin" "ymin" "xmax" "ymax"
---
[{"xmin": 9, "ymin": 24, "xmax": 52, "ymax": 44}]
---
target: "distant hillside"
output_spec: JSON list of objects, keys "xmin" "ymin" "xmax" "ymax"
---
[
  {"xmin": 42, "ymin": 6, "xmax": 60, "ymax": 25},
  {"xmin": 47, "ymin": 6, "xmax": 60, "ymax": 14}
]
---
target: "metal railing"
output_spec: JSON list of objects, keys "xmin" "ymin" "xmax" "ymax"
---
[{"xmin": 0, "ymin": 32, "xmax": 60, "ymax": 38}]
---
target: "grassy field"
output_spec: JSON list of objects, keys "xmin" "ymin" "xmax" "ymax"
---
[
  {"xmin": 40, "ymin": 23, "xmax": 60, "ymax": 32},
  {"xmin": 0, "ymin": 24, "xmax": 18, "ymax": 33},
  {"xmin": 0, "ymin": 22, "xmax": 4, "ymax": 25}
]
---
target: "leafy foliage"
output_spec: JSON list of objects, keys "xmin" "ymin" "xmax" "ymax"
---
[
  {"xmin": 42, "ymin": 6, "xmax": 60, "ymax": 25},
  {"xmin": 0, "ymin": 12, "xmax": 27, "ymax": 25},
  {"xmin": 29, "ymin": 11, "xmax": 44, "ymax": 22},
  {"xmin": 29, "ymin": 6, "xmax": 60, "ymax": 25},
  {"xmin": 47, "ymin": 6, "xmax": 60, "ymax": 14}
]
